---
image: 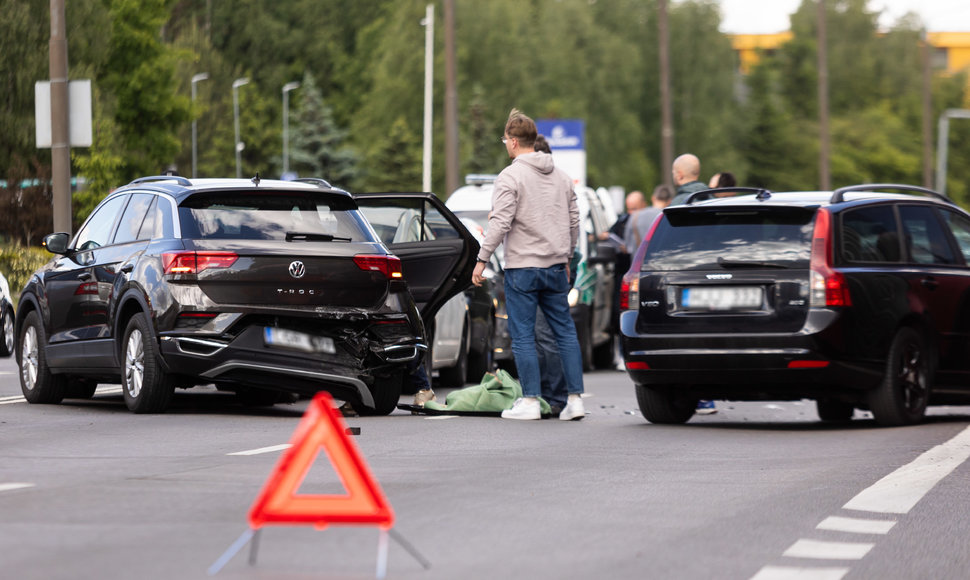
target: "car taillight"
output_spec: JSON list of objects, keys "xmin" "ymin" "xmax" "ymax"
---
[
  {"xmin": 809, "ymin": 209, "xmax": 851, "ymax": 307},
  {"xmin": 354, "ymin": 255, "xmax": 403, "ymax": 279},
  {"xmin": 162, "ymin": 251, "xmax": 238, "ymax": 275},
  {"xmin": 619, "ymin": 213, "xmax": 662, "ymax": 311}
]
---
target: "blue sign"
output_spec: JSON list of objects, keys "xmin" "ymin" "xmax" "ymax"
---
[{"xmin": 536, "ymin": 119, "xmax": 585, "ymax": 151}]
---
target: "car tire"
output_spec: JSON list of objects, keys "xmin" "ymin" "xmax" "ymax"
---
[
  {"xmin": 592, "ymin": 332, "xmax": 615, "ymax": 370},
  {"xmin": 0, "ymin": 305, "xmax": 15, "ymax": 357},
  {"xmin": 816, "ymin": 399, "xmax": 854, "ymax": 422},
  {"xmin": 65, "ymin": 379, "xmax": 98, "ymax": 399},
  {"xmin": 868, "ymin": 327, "xmax": 931, "ymax": 426},
  {"xmin": 18, "ymin": 310, "xmax": 66, "ymax": 404},
  {"xmin": 466, "ymin": 319, "xmax": 494, "ymax": 383},
  {"xmin": 121, "ymin": 314, "xmax": 175, "ymax": 414},
  {"xmin": 635, "ymin": 383, "xmax": 696, "ymax": 424},
  {"xmin": 353, "ymin": 373, "xmax": 403, "ymax": 416},
  {"xmin": 438, "ymin": 320, "xmax": 469, "ymax": 388}
]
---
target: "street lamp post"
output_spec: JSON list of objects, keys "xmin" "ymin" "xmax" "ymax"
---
[
  {"xmin": 232, "ymin": 77, "xmax": 250, "ymax": 179},
  {"xmin": 191, "ymin": 72, "xmax": 209, "ymax": 179},
  {"xmin": 281, "ymin": 81, "xmax": 300, "ymax": 177},
  {"xmin": 421, "ymin": 4, "xmax": 434, "ymax": 192}
]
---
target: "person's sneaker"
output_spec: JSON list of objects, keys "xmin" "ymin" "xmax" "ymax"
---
[
  {"xmin": 413, "ymin": 389, "xmax": 436, "ymax": 407},
  {"xmin": 559, "ymin": 394, "xmax": 586, "ymax": 421},
  {"xmin": 696, "ymin": 400, "xmax": 717, "ymax": 415},
  {"xmin": 501, "ymin": 397, "xmax": 541, "ymax": 420}
]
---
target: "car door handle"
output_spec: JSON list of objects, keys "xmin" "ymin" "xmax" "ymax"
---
[
  {"xmin": 78, "ymin": 272, "xmax": 92, "ymax": 281},
  {"xmin": 920, "ymin": 277, "xmax": 938, "ymax": 290}
]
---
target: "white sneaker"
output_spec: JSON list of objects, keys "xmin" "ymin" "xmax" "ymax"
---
[
  {"xmin": 501, "ymin": 397, "xmax": 541, "ymax": 420},
  {"xmin": 559, "ymin": 394, "xmax": 586, "ymax": 421}
]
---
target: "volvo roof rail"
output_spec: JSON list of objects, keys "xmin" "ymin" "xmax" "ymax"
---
[
  {"xmin": 830, "ymin": 183, "xmax": 954, "ymax": 205},
  {"xmin": 129, "ymin": 175, "xmax": 193, "ymax": 187},
  {"xmin": 293, "ymin": 177, "xmax": 335, "ymax": 188}
]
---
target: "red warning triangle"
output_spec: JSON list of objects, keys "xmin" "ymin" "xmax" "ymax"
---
[{"xmin": 248, "ymin": 392, "xmax": 394, "ymax": 530}]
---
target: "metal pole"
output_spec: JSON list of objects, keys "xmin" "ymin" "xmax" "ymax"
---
[
  {"xmin": 658, "ymin": 0, "xmax": 673, "ymax": 189},
  {"xmin": 191, "ymin": 72, "xmax": 209, "ymax": 179},
  {"xmin": 935, "ymin": 109, "xmax": 970, "ymax": 196},
  {"xmin": 50, "ymin": 0, "xmax": 72, "ymax": 233},
  {"xmin": 282, "ymin": 82, "xmax": 300, "ymax": 177},
  {"xmin": 817, "ymin": 0, "xmax": 831, "ymax": 190},
  {"xmin": 421, "ymin": 5, "xmax": 434, "ymax": 193},
  {"xmin": 921, "ymin": 33, "xmax": 933, "ymax": 189},
  {"xmin": 232, "ymin": 77, "xmax": 249, "ymax": 179},
  {"xmin": 443, "ymin": 0, "xmax": 458, "ymax": 196}
]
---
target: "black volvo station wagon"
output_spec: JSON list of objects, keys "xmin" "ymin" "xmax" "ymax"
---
[
  {"xmin": 16, "ymin": 176, "xmax": 476, "ymax": 414},
  {"xmin": 620, "ymin": 184, "xmax": 970, "ymax": 426}
]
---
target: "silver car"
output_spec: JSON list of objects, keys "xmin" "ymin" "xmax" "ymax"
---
[{"xmin": 0, "ymin": 271, "xmax": 14, "ymax": 357}]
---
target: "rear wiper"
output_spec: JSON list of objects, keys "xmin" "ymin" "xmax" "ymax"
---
[
  {"xmin": 285, "ymin": 232, "xmax": 352, "ymax": 242},
  {"xmin": 717, "ymin": 256, "xmax": 786, "ymax": 269}
]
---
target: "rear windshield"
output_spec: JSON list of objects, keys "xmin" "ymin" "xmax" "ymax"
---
[
  {"xmin": 178, "ymin": 191, "xmax": 373, "ymax": 241},
  {"xmin": 642, "ymin": 207, "xmax": 815, "ymax": 271}
]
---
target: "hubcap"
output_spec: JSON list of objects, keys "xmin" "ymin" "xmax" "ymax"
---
[
  {"xmin": 21, "ymin": 326, "xmax": 38, "ymax": 391},
  {"xmin": 3, "ymin": 314, "xmax": 13, "ymax": 353},
  {"xmin": 125, "ymin": 329, "xmax": 145, "ymax": 399}
]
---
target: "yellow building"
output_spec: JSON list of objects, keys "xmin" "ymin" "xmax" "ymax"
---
[{"xmin": 729, "ymin": 31, "xmax": 970, "ymax": 76}]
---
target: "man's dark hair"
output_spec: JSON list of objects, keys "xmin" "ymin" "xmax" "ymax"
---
[
  {"xmin": 652, "ymin": 184, "xmax": 673, "ymax": 203},
  {"xmin": 534, "ymin": 134, "xmax": 551, "ymax": 154},
  {"xmin": 505, "ymin": 108, "xmax": 537, "ymax": 148},
  {"xmin": 715, "ymin": 172, "xmax": 737, "ymax": 188}
]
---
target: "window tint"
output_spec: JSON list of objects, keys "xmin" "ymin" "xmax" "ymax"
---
[
  {"xmin": 74, "ymin": 195, "xmax": 127, "ymax": 251},
  {"xmin": 114, "ymin": 194, "xmax": 155, "ymax": 244},
  {"xmin": 940, "ymin": 209, "xmax": 970, "ymax": 264},
  {"xmin": 643, "ymin": 207, "xmax": 814, "ymax": 271},
  {"xmin": 356, "ymin": 198, "xmax": 459, "ymax": 245},
  {"xmin": 899, "ymin": 205, "xmax": 956, "ymax": 265},
  {"xmin": 137, "ymin": 196, "xmax": 158, "ymax": 240},
  {"xmin": 840, "ymin": 206, "xmax": 900, "ymax": 263},
  {"xmin": 178, "ymin": 192, "xmax": 369, "ymax": 241}
]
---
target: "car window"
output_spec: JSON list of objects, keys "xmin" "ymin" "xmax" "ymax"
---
[
  {"xmin": 940, "ymin": 209, "xmax": 970, "ymax": 264},
  {"xmin": 899, "ymin": 205, "xmax": 957, "ymax": 265},
  {"xmin": 113, "ymin": 193, "xmax": 155, "ymax": 244},
  {"xmin": 643, "ymin": 207, "xmax": 814, "ymax": 271},
  {"xmin": 840, "ymin": 205, "xmax": 900, "ymax": 263},
  {"xmin": 357, "ymin": 198, "xmax": 456, "ymax": 245},
  {"xmin": 74, "ymin": 195, "xmax": 128, "ymax": 251},
  {"xmin": 178, "ymin": 191, "xmax": 369, "ymax": 241}
]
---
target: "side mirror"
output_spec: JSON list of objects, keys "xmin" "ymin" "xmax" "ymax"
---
[{"xmin": 43, "ymin": 232, "xmax": 70, "ymax": 255}]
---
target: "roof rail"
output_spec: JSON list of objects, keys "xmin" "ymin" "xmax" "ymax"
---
[
  {"xmin": 685, "ymin": 187, "xmax": 772, "ymax": 205},
  {"xmin": 465, "ymin": 174, "xmax": 498, "ymax": 185},
  {"xmin": 830, "ymin": 183, "xmax": 954, "ymax": 205},
  {"xmin": 129, "ymin": 175, "xmax": 192, "ymax": 187},
  {"xmin": 293, "ymin": 177, "xmax": 334, "ymax": 189}
]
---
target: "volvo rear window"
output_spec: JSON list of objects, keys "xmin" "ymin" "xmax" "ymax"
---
[
  {"xmin": 642, "ymin": 207, "xmax": 815, "ymax": 271},
  {"xmin": 178, "ymin": 191, "xmax": 372, "ymax": 241}
]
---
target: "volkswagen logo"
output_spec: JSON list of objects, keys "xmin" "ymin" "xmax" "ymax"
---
[{"xmin": 288, "ymin": 261, "xmax": 306, "ymax": 279}]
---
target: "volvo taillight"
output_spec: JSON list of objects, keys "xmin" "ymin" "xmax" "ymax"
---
[
  {"xmin": 809, "ymin": 209, "xmax": 851, "ymax": 307},
  {"xmin": 619, "ymin": 213, "xmax": 663, "ymax": 311},
  {"xmin": 162, "ymin": 252, "xmax": 238, "ymax": 275},
  {"xmin": 354, "ymin": 255, "xmax": 403, "ymax": 279}
]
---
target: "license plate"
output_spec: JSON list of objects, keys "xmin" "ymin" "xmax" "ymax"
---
[
  {"xmin": 681, "ymin": 286, "xmax": 763, "ymax": 311},
  {"xmin": 263, "ymin": 328, "xmax": 335, "ymax": 354}
]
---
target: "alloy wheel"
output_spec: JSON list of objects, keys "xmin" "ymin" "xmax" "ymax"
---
[
  {"xmin": 3, "ymin": 313, "xmax": 13, "ymax": 353},
  {"xmin": 21, "ymin": 326, "xmax": 38, "ymax": 391},
  {"xmin": 125, "ymin": 329, "xmax": 145, "ymax": 399},
  {"xmin": 898, "ymin": 341, "xmax": 928, "ymax": 415}
]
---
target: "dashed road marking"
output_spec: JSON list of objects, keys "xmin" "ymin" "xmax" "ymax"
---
[
  {"xmin": 0, "ymin": 483, "xmax": 35, "ymax": 493},
  {"xmin": 782, "ymin": 539, "xmax": 874, "ymax": 560},
  {"xmin": 750, "ymin": 566, "xmax": 849, "ymax": 580},
  {"xmin": 843, "ymin": 425, "xmax": 970, "ymax": 514},
  {"xmin": 0, "ymin": 395, "xmax": 25, "ymax": 405},
  {"xmin": 227, "ymin": 444, "xmax": 292, "ymax": 456},
  {"xmin": 816, "ymin": 516, "xmax": 895, "ymax": 535}
]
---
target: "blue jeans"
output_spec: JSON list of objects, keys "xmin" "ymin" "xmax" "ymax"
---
[
  {"xmin": 505, "ymin": 265, "xmax": 584, "ymax": 399},
  {"xmin": 535, "ymin": 308, "xmax": 568, "ymax": 409}
]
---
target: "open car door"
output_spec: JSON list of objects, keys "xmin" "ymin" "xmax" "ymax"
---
[{"xmin": 354, "ymin": 192, "xmax": 478, "ymax": 322}]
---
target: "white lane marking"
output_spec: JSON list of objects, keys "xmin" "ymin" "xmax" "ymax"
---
[
  {"xmin": 96, "ymin": 386, "xmax": 123, "ymax": 395},
  {"xmin": 843, "ymin": 425, "xmax": 970, "ymax": 514},
  {"xmin": 0, "ymin": 483, "xmax": 35, "ymax": 493},
  {"xmin": 816, "ymin": 516, "xmax": 895, "ymax": 535},
  {"xmin": 0, "ymin": 386, "xmax": 122, "ymax": 405},
  {"xmin": 228, "ymin": 444, "xmax": 292, "ymax": 456},
  {"xmin": 424, "ymin": 415, "xmax": 458, "ymax": 420},
  {"xmin": 782, "ymin": 539, "xmax": 875, "ymax": 560},
  {"xmin": 750, "ymin": 566, "xmax": 849, "ymax": 580},
  {"xmin": 0, "ymin": 396, "xmax": 25, "ymax": 405},
  {"xmin": 0, "ymin": 371, "xmax": 12, "ymax": 375}
]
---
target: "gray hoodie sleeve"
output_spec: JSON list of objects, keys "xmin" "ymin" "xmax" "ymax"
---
[{"xmin": 479, "ymin": 171, "xmax": 517, "ymax": 262}]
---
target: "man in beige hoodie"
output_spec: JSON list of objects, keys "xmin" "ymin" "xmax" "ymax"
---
[{"xmin": 471, "ymin": 109, "xmax": 585, "ymax": 421}]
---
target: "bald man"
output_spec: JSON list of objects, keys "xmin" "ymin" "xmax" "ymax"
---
[{"xmin": 669, "ymin": 153, "xmax": 708, "ymax": 205}]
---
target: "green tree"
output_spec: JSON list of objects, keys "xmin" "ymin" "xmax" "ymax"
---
[
  {"xmin": 367, "ymin": 116, "xmax": 422, "ymax": 191},
  {"xmin": 289, "ymin": 72, "xmax": 359, "ymax": 186}
]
